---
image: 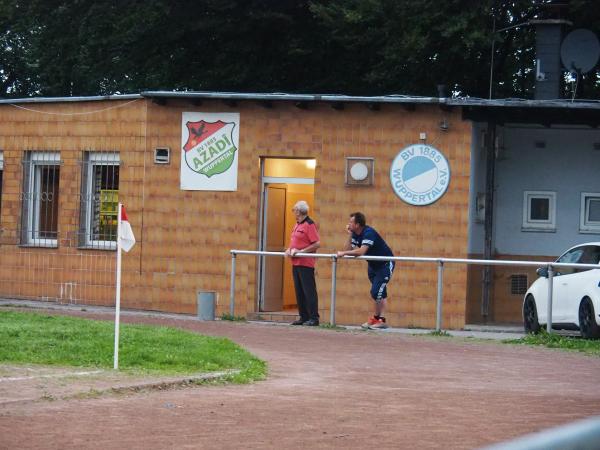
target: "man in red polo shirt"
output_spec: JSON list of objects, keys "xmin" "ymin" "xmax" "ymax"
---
[{"xmin": 285, "ymin": 200, "xmax": 320, "ymax": 326}]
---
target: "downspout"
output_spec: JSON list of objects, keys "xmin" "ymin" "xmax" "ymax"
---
[{"xmin": 481, "ymin": 121, "xmax": 496, "ymax": 320}]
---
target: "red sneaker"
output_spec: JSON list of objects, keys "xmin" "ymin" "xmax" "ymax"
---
[
  {"xmin": 368, "ymin": 317, "xmax": 388, "ymax": 329},
  {"xmin": 361, "ymin": 316, "xmax": 378, "ymax": 329}
]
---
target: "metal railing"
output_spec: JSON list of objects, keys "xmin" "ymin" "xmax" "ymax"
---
[
  {"xmin": 229, "ymin": 250, "xmax": 600, "ymax": 331},
  {"xmin": 478, "ymin": 415, "xmax": 600, "ymax": 450}
]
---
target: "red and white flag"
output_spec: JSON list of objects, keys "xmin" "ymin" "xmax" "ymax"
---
[{"xmin": 119, "ymin": 205, "xmax": 136, "ymax": 252}]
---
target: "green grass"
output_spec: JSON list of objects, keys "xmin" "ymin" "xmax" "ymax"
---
[
  {"xmin": 504, "ymin": 330, "xmax": 600, "ymax": 357},
  {"xmin": 427, "ymin": 330, "xmax": 452, "ymax": 337},
  {"xmin": 0, "ymin": 310, "xmax": 266, "ymax": 383},
  {"xmin": 220, "ymin": 312, "xmax": 246, "ymax": 322},
  {"xmin": 318, "ymin": 323, "xmax": 346, "ymax": 331}
]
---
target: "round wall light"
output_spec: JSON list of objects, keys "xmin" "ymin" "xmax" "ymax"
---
[{"xmin": 350, "ymin": 162, "xmax": 369, "ymax": 181}]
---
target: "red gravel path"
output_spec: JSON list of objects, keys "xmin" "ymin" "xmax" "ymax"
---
[{"xmin": 1, "ymin": 310, "xmax": 599, "ymax": 449}]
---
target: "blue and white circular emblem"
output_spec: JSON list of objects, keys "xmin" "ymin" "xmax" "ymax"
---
[{"xmin": 390, "ymin": 144, "xmax": 450, "ymax": 206}]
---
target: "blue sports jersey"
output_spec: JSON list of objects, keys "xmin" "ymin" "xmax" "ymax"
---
[{"xmin": 351, "ymin": 226, "xmax": 394, "ymax": 269}]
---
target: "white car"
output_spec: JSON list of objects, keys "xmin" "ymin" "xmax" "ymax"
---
[{"xmin": 523, "ymin": 242, "xmax": 600, "ymax": 339}]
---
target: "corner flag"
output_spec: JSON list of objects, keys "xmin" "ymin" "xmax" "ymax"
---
[
  {"xmin": 119, "ymin": 205, "xmax": 136, "ymax": 252},
  {"xmin": 114, "ymin": 202, "xmax": 135, "ymax": 369}
]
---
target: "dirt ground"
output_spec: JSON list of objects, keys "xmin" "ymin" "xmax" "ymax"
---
[{"xmin": 1, "ymin": 308, "xmax": 600, "ymax": 450}]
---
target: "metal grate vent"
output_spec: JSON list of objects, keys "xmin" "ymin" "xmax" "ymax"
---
[{"xmin": 510, "ymin": 274, "xmax": 528, "ymax": 295}]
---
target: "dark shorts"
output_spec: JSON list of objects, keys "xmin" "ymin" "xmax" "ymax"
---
[{"xmin": 368, "ymin": 261, "xmax": 395, "ymax": 303}]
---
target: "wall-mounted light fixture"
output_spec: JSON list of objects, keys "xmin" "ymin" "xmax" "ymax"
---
[{"xmin": 345, "ymin": 157, "xmax": 374, "ymax": 186}]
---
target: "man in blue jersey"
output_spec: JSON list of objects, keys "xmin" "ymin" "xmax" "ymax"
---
[{"xmin": 337, "ymin": 212, "xmax": 394, "ymax": 329}]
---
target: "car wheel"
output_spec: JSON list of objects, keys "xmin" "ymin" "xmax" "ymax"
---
[
  {"xmin": 578, "ymin": 297, "xmax": 600, "ymax": 339},
  {"xmin": 523, "ymin": 295, "xmax": 540, "ymax": 334}
]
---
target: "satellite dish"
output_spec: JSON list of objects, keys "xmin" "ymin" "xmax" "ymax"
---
[{"xmin": 560, "ymin": 28, "xmax": 600, "ymax": 73}]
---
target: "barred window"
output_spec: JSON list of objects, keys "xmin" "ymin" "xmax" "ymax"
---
[
  {"xmin": 21, "ymin": 151, "xmax": 61, "ymax": 247},
  {"xmin": 79, "ymin": 152, "xmax": 120, "ymax": 249}
]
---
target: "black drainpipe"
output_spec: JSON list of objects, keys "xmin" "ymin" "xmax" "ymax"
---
[{"xmin": 481, "ymin": 121, "xmax": 496, "ymax": 320}]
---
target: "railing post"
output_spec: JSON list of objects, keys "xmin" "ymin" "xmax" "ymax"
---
[
  {"xmin": 436, "ymin": 260, "xmax": 444, "ymax": 331},
  {"xmin": 330, "ymin": 256, "xmax": 338, "ymax": 326},
  {"xmin": 546, "ymin": 264, "xmax": 554, "ymax": 334},
  {"xmin": 230, "ymin": 252, "xmax": 237, "ymax": 316}
]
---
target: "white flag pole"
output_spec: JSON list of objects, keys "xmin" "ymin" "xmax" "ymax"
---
[{"xmin": 114, "ymin": 202, "xmax": 123, "ymax": 370}]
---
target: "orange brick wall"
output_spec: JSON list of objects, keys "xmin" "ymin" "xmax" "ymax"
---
[
  {"xmin": 0, "ymin": 98, "xmax": 472, "ymax": 328},
  {"xmin": 0, "ymin": 99, "xmax": 146, "ymax": 306},
  {"xmin": 466, "ymin": 253, "xmax": 555, "ymax": 324}
]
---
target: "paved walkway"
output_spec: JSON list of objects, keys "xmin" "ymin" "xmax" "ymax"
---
[{"xmin": 0, "ymin": 298, "xmax": 526, "ymax": 340}]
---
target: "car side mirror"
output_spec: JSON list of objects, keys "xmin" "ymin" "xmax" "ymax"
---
[{"xmin": 536, "ymin": 267, "xmax": 549, "ymax": 278}]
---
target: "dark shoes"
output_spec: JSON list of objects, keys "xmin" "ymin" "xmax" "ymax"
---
[{"xmin": 291, "ymin": 319, "xmax": 319, "ymax": 326}]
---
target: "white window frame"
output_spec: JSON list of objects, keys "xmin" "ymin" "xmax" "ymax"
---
[
  {"xmin": 522, "ymin": 190, "xmax": 556, "ymax": 231},
  {"xmin": 81, "ymin": 152, "xmax": 120, "ymax": 249},
  {"xmin": 580, "ymin": 192, "xmax": 600, "ymax": 233},
  {"xmin": 23, "ymin": 152, "xmax": 61, "ymax": 247}
]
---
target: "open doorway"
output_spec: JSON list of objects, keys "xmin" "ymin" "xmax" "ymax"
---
[{"xmin": 258, "ymin": 158, "xmax": 316, "ymax": 314}]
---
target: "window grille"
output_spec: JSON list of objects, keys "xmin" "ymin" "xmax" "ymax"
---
[
  {"xmin": 20, "ymin": 152, "xmax": 61, "ymax": 247},
  {"xmin": 78, "ymin": 151, "xmax": 120, "ymax": 249},
  {"xmin": 510, "ymin": 274, "xmax": 528, "ymax": 295}
]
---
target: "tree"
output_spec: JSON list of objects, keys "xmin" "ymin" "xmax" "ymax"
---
[{"xmin": 0, "ymin": 0, "xmax": 597, "ymax": 99}]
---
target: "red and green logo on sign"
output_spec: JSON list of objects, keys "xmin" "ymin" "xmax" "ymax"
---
[{"xmin": 183, "ymin": 120, "xmax": 237, "ymax": 177}]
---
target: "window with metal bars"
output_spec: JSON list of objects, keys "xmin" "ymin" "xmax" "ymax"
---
[
  {"xmin": 20, "ymin": 151, "xmax": 61, "ymax": 247},
  {"xmin": 78, "ymin": 152, "xmax": 120, "ymax": 249},
  {"xmin": 510, "ymin": 274, "xmax": 528, "ymax": 295}
]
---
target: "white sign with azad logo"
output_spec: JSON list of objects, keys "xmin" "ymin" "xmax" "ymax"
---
[
  {"xmin": 181, "ymin": 112, "xmax": 240, "ymax": 191},
  {"xmin": 390, "ymin": 144, "xmax": 450, "ymax": 206}
]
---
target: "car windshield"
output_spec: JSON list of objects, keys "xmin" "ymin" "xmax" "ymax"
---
[
  {"xmin": 579, "ymin": 246, "xmax": 600, "ymax": 265},
  {"xmin": 557, "ymin": 248, "xmax": 584, "ymax": 264}
]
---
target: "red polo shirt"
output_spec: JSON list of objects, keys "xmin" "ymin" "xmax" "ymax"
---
[{"xmin": 289, "ymin": 216, "xmax": 319, "ymax": 268}]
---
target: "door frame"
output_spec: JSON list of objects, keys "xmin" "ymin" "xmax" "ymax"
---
[{"xmin": 257, "ymin": 164, "xmax": 314, "ymax": 312}]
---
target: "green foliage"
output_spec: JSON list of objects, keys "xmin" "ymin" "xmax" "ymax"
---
[
  {"xmin": 505, "ymin": 330, "xmax": 600, "ymax": 357},
  {"xmin": 0, "ymin": 311, "xmax": 266, "ymax": 382},
  {"xmin": 318, "ymin": 322, "xmax": 346, "ymax": 330},
  {"xmin": 220, "ymin": 313, "xmax": 246, "ymax": 322},
  {"xmin": 427, "ymin": 330, "xmax": 452, "ymax": 337},
  {"xmin": 0, "ymin": 0, "xmax": 598, "ymax": 98}
]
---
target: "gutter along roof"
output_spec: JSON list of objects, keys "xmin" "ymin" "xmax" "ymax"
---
[{"xmin": 1, "ymin": 91, "xmax": 599, "ymax": 126}]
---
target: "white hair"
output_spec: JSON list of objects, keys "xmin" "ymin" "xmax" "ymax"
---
[{"xmin": 293, "ymin": 200, "xmax": 309, "ymax": 215}]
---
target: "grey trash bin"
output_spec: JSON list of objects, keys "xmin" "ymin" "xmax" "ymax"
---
[{"xmin": 197, "ymin": 291, "xmax": 216, "ymax": 321}]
